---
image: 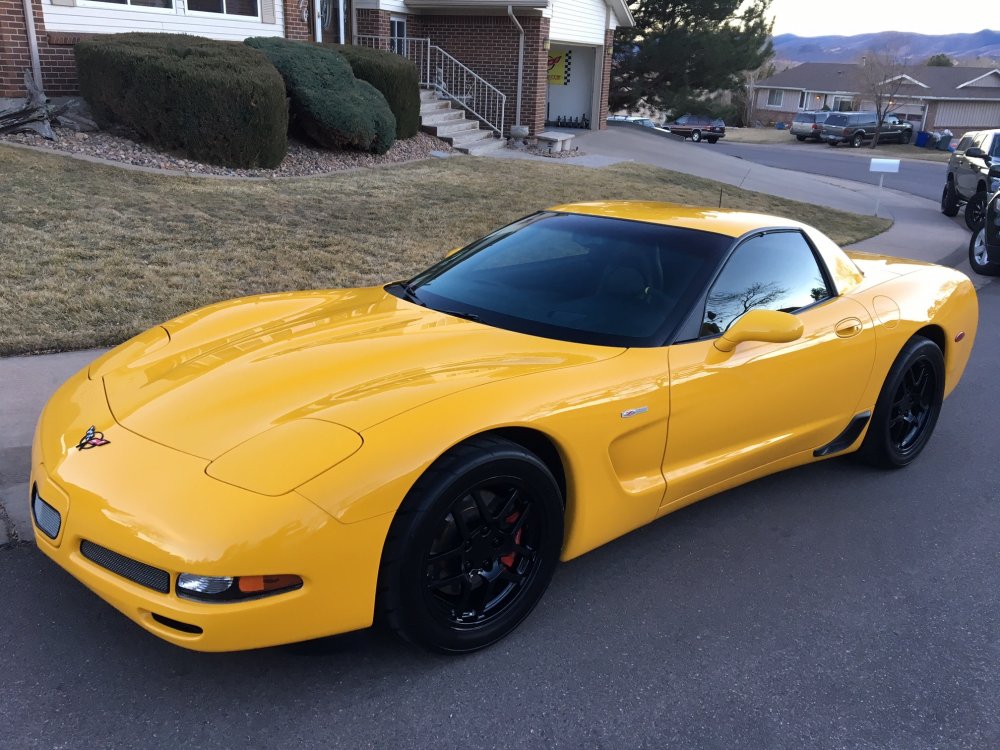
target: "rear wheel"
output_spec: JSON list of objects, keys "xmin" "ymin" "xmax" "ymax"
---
[
  {"xmin": 857, "ymin": 336, "xmax": 944, "ymax": 469},
  {"xmin": 964, "ymin": 190, "xmax": 988, "ymax": 231},
  {"xmin": 706, "ymin": 137, "xmax": 718, "ymax": 144},
  {"xmin": 796, "ymin": 135, "xmax": 807, "ymax": 141},
  {"xmin": 378, "ymin": 436, "xmax": 564, "ymax": 653},
  {"xmin": 691, "ymin": 130, "xmax": 702, "ymax": 143},
  {"xmin": 941, "ymin": 180, "xmax": 959, "ymax": 217},
  {"xmin": 969, "ymin": 227, "xmax": 1000, "ymax": 276},
  {"xmin": 851, "ymin": 132, "xmax": 864, "ymax": 148}
]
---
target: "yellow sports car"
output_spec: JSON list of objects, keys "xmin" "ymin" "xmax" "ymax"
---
[{"xmin": 29, "ymin": 202, "xmax": 978, "ymax": 653}]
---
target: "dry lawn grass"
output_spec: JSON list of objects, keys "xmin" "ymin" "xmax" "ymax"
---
[{"xmin": 0, "ymin": 145, "xmax": 890, "ymax": 355}]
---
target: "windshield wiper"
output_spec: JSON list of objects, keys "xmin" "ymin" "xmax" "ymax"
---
[
  {"xmin": 391, "ymin": 282, "xmax": 425, "ymax": 307},
  {"xmin": 439, "ymin": 309, "xmax": 483, "ymax": 323}
]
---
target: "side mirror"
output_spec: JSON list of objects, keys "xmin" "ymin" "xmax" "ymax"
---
[
  {"xmin": 444, "ymin": 246, "xmax": 463, "ymax": 258},
  {"xmin": 714, "ymin": 309, "xmax": 804, "ymax": 353},
  {"xmin": 966, "ymin": 147, "xmax": 986, "ymax": 159}
]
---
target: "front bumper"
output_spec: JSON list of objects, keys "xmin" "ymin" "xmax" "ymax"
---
[{"xmin": 30, "ymin": 369, "xmax": 393, "ymax": 652}]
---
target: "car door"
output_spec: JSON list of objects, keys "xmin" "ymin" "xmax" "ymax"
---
[
  {"xmin": 660, "ymin": 230, "xmax": 876, "ymax": 509},
  {"xmin": 958, "ymin": 132, "xmax": 987, "ymax": 198}
]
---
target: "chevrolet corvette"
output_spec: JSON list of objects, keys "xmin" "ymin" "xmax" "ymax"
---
[{"xmin": 29, "ymin": 202, "xmax": 978, "ymax": 653}]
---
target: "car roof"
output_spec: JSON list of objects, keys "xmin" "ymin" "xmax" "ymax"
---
[{"xmin": 546, "ymin": 201, "xmax": 806, "ymax": 238}]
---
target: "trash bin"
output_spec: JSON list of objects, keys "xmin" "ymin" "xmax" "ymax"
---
[
  {"xmin": 925, "ymin": 132, "xmax": 940, "ymax": 149},
  {"xmin": 937, "ymin": 131, "xmax": 954, "ymax": 151},
  {"xmin": 915, "ymin": 131, "xmax": 929, "ymax": 148}
]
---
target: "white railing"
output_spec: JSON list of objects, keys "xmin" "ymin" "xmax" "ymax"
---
[{"xmin": 356, "ymin": 35, "xmax": 506, "ymax": 137}]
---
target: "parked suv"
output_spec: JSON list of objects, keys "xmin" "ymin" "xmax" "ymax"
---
[
  {"xmin": 942, "ymin": 129, "xmax": 1000, "ymax": 231},
  {"xmin": 821, "ymin": 112, "xmax": 913, "ymax": 147},
  {"xmin": 968, "ymin": 166, "xmax": 1000, "ymax": 275},
  {"xmin": 664, "ymin": 114, "xmax": 726, "ymax": 143},
  {"xmin": 790, "ymin": 111, "xmax": 830, "ymax": 141}
]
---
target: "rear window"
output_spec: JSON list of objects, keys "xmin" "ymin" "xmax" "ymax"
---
[
  {"xmin": 794, "ymin": 114, "xmax": 816, "ymax": 123},
  {"xmin": 826, "ymin": 114, "xmax": 849, "ymax": 126}
]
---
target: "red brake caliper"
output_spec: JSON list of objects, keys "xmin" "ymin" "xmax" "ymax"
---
[{"xmin": 500, "ymin": 512, "xmax": 521, "ymax": 568}]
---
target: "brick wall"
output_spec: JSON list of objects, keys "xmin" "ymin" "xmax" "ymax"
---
[
  {"xmin": 1, "ymin": 0, "xmax": 79, "ymax": 97},
  {"xmin": 598, "ymin": 28, "xmax": 612, "ymax": 129},
  {"xmin": 355, "ymin": 8, "xmax": 389, "ymax": 38},
  {"xmin": 407, "ymin": 13, "xmax": 548, "ymax": 136},
  {"xmin": 282, "ymin": 0, "xmax": 311, "ymax": 40}
]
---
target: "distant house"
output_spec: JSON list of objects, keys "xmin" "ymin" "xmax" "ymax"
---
[
  {"xmin": 754, "ymin": 62, "xmax": 1000, "ymax": 136},
  {"xmin": 0, "ymin": 0, "xmax": 633, "ymax": 136}
]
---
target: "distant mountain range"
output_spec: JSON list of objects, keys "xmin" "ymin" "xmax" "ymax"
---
[{"xmin": 772, "ymin": 30, "xmax": 1000, "ymax": 66}]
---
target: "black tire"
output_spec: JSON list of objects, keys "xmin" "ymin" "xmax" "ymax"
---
[
  {"xmin": 851, "ymin": 132, "xmax": 864, "ymax": 148},
  {"xmin": 378, "ymin": 435, "xmax": 564, "ymax": 653},
  {"xmin": 941, "ymin": 180, "xmax": 959, "ymax": 217},
  {"xmin": 899, "ymin": 130, "xmax": 911, "ymax": 145},
  {"xmin": 969, "ymin": 227, "xmax": 1000, "ymax": 276},
  {"xmin": 706, "ymin": 137, "xmax": 718, "ymax": 144},
  {"xmin": 857, "ymin": 336, "xmax": 945, "ymax": 469},
  {"xmin": 964, "ymin": 190, "xmax": 988, "ymax": 231},
  {"xmin": 796, "ymin": 135, "xmax": 807, "ymax": 141},
  {"xmin": 690, "ymin": 130, "xmax": 702, "ymax": 143},
  {"xmin": 828, "ymin": 141, "xmax": 838, "ymax": 147}
]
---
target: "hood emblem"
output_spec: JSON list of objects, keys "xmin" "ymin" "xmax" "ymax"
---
[{"xmin": 76, "ymin": 426, "xmax": 110, "ymax": 450}]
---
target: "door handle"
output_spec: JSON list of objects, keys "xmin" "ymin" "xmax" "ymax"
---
[{"xmin": 835, "ymin": 318, "xmax": 863, "ymax": 338}]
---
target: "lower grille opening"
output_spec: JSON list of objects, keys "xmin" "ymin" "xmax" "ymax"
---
[
  {"xmin": 151, "ymin": 613, "xmax": 203, "ymax": 634},
  {"xmin": 32, "ymin": 486, "xmax": 62, "ymax": 539},
  {"xmin": 80, "ymin": 540, "xmax": 171, "ymax": 594}
]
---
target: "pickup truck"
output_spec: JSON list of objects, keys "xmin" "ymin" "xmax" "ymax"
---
[{"xmin": 821, "ymin": 112, "xmax": 914, "ymax": 147}]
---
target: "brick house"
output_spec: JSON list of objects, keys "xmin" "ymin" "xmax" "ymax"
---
[
  {"xmin": 0, "ymin": 0, "xmax": 632, "ymax": 136},
  {"xmin": 752, "ymin": 62, "xmax": 1000, "ymax": 137}
]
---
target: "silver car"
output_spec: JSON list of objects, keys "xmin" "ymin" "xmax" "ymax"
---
[{"xmin": 790, "ymin": 111, "xmax": 830, "ymax": 142}]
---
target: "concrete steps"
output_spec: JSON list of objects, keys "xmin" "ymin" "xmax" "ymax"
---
[{"xmin": 418, "ymin": 88, "xmax": 505, "ymax": 155}]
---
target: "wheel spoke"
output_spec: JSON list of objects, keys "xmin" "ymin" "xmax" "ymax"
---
[
  {"xmin": 428, "ymin": 572, "xmax": 467, "ymax": 591},
  {"xmin": 472, "ymin": 490, "xmax": 500, "ymax": 532},
  {"xmin": 427, "ymin": 545, "xmax": 465, "ymax": 564},
  {"xmin": 511, "ymin": 503, "xmax": 532, "ymax": 535},
  {"xmin": 451, "ymin": 509, "xmax": 472, "ymax": 542},
  {"xmin": 497, "ymin": 488, "xmax": 520, "ymax": 524}
]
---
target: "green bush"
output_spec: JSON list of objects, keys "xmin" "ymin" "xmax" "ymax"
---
[
  {"xmin": 245, "ymin": 37, "xmax": 395, "ymax": 155},
  {"xmin": 75, "ymin": 33, "xmax": 288, "ymax": 169},
  {"xmin": 326, "ymin": 44, "xmax": 420, "ymax": 139}
]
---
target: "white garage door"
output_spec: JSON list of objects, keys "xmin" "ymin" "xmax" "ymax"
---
[{"xmin": 547, "ymin": 44, "xmax": 596, "ymax": 128}]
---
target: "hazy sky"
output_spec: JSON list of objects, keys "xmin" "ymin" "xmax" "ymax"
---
[{"xmin": 768, "ymin": 0, "xmax": 998, "ymax": 37}]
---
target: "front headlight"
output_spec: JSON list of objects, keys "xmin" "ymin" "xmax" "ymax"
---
[
  {"xmin": 177, "ymin": 573, "xmax": 302, "ymax": 602},
  {"xmin": 206, "ymin": 418, "xmax": 362, "ymax": 496}
]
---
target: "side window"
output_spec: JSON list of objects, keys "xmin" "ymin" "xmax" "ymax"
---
[
  {"xmin": 701, "ymin": 232, "xmax": 832, "ymax": 337},
  {"xmin": 956, "ymin": 136, "xmax": 973, "ymax": 152}
]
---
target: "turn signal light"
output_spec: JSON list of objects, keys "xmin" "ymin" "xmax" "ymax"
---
[{"xmin": 176, "ymin": 573, "xmax": 303, "ymax": 602}]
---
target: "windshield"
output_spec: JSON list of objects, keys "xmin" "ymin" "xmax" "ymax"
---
[{"xmin": 398, "ymin": 212, "xmax": 730, "ymax": 347}]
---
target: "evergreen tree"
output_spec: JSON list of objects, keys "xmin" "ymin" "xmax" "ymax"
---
[
  {"xmin": 925, "ymin": 53, "xmax": 954, "ymax": 67},
  {"xmin": 611, "ymin": 0, "xmax": 774, "ymax": 115}
]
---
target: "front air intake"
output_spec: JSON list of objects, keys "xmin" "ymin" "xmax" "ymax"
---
[
  {"xmin": 32, "ymin": 487, "xmax": 62, "ymax": 539},
  {"xmin": 80, "ymin": 540, "xmax": 171, "ymax": 594}
]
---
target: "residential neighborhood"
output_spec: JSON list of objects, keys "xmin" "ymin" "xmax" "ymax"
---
[{"xmin": 1, "ymin": 0, "xmax": 1000, "ymax": 747}]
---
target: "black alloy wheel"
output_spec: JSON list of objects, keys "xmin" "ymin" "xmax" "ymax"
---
[
  {"xmin": 969, "ymin": 227, "xmax": 1000, "ymax": 276},
  {"xmin": 857, "ymin": 336, "xmax": 944, "ymax": 468},
  {"xmin": 378, "ymin": 435, "xmax": 563, "ymax": 653},
  {"xmin": 941, "ymin": 180, "xmax": 959, "ymax": 217},
  {"xmin": 691, "ymin": 130, "xmax": 702, "ymax": 143},
  {"xmin": 964, "ymin": 190, "xmax": 988, "ymax": 231}
]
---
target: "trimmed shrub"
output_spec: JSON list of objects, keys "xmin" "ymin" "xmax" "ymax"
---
[
  {"xmin": 245, "ymin": 37, "xmax": 395, "ymax": 155},
  {"xmin": 326, "ymin": 44, "xmax": 420, "ymax": 139},
  {"xmin": 75, "ymin": 33, "xmax": 288, "ymax": 169}
]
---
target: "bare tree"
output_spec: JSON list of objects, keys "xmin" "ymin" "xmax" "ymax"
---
[{"xmin": 858, "ymin": 47, "xmax": 911, "ymax": 149}]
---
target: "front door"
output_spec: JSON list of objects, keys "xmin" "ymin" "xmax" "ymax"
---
[{"xmin": 660, "ymin": 230, "xmax": 876, "ymax": 508}]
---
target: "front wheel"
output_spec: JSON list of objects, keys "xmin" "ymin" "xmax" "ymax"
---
[
  {"xmin": 378, "ymin": 435, "xmax": 564, "ymax": 653},
  {"xmin": 796, "ymin": 135, "xmax": 807, "ymax": 141},
  {"xmin": 965, "ymin": 190, "xmax": 988, "ymax": 231},
  {"xmin": 969, "ymin": 227, "xmax": 1000, "ymax": 276},
  {"xmin": 857, "ymin": 336, "xmax": 944, "ymax": 469},
  {"xmin": 690, "ymin": 130, "xmax": 702, "ymax": 143}
]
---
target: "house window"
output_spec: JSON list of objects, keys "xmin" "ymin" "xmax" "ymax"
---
[
  {"xmin": 798, "ymin": 91, "xmax": 806, "ymax": 109},
  {"xmin": 94, "ymin": 0, "xmax": 173, "ymax": 8},
  {"xmin": 390, "ymin": 16, "xmax": 407, "ymax": 55},
  {"xmin": 188, "ymin": 0, "xmax": 258, "ymax": 17},
  {"xmin": 767, "ymin": 89, "xmax": 782, "ymax": 108}
]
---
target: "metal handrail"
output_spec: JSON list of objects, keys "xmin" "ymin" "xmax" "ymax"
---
[{"xmin": 355, "ymin": 35, "xmax": 506, "ymax": 137}]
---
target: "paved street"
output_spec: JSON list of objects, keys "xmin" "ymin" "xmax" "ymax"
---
[
  {"xmin": 714, "ymin": 141, "xmax": 947, "ymax": 202},
  {"xmin": 1, "ymin": 281, "xmax": 997, "ymax": 749}
]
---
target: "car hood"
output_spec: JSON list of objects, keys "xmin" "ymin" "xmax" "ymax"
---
[{"xmin": 102, "ymin": 288, "xmax": 623, "ymax": 460}]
